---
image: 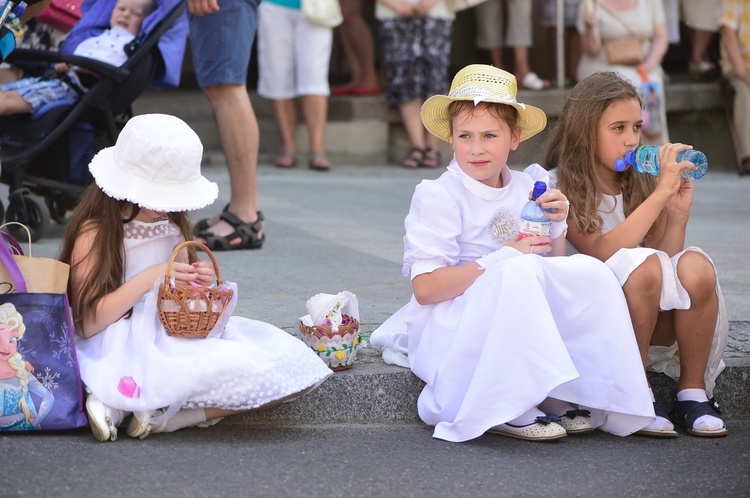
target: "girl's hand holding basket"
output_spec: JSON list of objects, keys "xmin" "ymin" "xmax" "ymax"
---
[{"xmin": 157, "ymin": 241, "xmax": 234, "ymax": 339}]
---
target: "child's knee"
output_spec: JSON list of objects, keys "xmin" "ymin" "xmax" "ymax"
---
[
  {"xmin": 623, "ymin": 254, "xmax": 662, "ymax": 298},
  {"xmin": 676, "ymin": 252, "xmax": 716, "ymax": 300}
]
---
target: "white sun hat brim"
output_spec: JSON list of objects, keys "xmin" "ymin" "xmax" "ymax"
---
[
  {"xmin": 420, "ymin": 65, "xmax": 548, "ymax": 143},
  {"xmin": 88, "ymin": 114, "xmax": 218, "ymax": 212}
]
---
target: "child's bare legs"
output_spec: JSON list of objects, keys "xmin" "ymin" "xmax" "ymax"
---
[
  {"xmin": 623, "ymin": 255, "xmax": 662, "ymax": 367},
  {"xmin": 622, "ymin": 255, "xmax": 674, "ymax": 433},
  {"xmin": 626, "ymin": 252, "xmax": 723, "ymax": 433},
  {"xmin": 655, "ymin": 252, "xmax": 718, "ymax": 390},
  {"xmin": 654, "ymin": 252, "xmax": 722, "ymax": 432},
  {"xmin": 0, "ymin": 90, "xmax": 32, "ymax": 115}
]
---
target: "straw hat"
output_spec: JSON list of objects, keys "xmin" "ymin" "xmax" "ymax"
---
[
  {"xmin": 420, "ymin": 64, "xmax": 548, "ymax": 143},
  {"xmin": 89, "ymin": 114, "xmax": 218, "ymax": 212}
]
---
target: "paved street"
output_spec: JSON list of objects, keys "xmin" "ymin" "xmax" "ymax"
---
[
  {"xmin": 3, "ymin": 422, "xmax": 750, "ymax": 497},
  {"xmin": 5, "ymin": 160, "xmax": 750, "ymax": 497}
]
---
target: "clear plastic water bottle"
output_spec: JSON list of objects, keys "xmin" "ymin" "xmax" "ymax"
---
[
  {"xmin": 614, "ymin": 145, "xmax": 708, "ymax": 180},
  {"xmin": 518, "ymin": 181, "xmax": 550, "ymax": 243}
]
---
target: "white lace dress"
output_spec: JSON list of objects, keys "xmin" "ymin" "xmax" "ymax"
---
[{"xmin": 74, "ymin": 219, "xmax": 332, "ymax": 416}]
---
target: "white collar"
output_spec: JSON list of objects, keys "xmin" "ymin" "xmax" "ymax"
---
[{"xmin": 447, "ymin": 156, "xmax": 513, "ymax": 201}]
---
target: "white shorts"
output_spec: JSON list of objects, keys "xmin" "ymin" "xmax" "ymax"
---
[
  {"xmin": 680, "ymin": 0, "xmax": 722, "ymax": 32},
  {"xmin": 257, "ymin": 2, "xmax": 332, "ymax": 99}
]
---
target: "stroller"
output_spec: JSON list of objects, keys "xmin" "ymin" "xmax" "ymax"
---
[{"xmin": 0, "ymin": 0, "xmax": 188, "ymax": 241}]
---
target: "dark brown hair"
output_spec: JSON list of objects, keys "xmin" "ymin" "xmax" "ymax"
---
[{"xmin": 58, "ymin": 184, "xmax": 196, "ymax": 333}]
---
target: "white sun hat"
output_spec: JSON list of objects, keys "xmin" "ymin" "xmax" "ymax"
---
[
  {"xmin": 88, "ymin": 113, "xmax": 218, "ymax": 212},
  {"xmin": 420, "ymin": 64, "xmax": 548, "ymax": 143}
]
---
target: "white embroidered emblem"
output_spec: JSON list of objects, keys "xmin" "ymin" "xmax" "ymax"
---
[{"xmin": 488, "ymin": 211, "xmax": 519, "ymax": 246}]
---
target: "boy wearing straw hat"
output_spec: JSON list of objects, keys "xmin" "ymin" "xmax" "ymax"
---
[{"xmin": 370, "ymin": 64, "xmax": 654, "ymax": 443}]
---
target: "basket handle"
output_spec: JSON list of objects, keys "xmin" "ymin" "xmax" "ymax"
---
[{"xmin": 164, "ymin": 240, "xmax": 225, "ymax": 288}]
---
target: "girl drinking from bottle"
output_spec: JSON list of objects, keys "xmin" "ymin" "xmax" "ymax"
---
[
  {"xmin": 371, "ymin": 64, "xmax": 655, "ymax": 443},
  {"xmin": 543, "ymin": 71, "xmax": 728, "ymax": 438}
]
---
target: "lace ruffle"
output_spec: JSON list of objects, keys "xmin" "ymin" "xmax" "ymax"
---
[{"xmin": 124, "ymin": 219, "xmax": 179, "ymax": 240}]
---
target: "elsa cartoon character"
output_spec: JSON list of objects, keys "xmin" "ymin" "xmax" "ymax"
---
[{"xmin": 0, "ymin": 302, "xmax": 54, "ymax": 431}]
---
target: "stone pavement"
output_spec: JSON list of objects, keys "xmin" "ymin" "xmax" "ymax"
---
[{"xmin": 28, "ymin": 158, "xmax": 750, "ymax": 424}]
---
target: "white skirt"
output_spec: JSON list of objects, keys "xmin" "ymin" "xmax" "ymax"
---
[
  {"xmin": 374, "ymin": 254, "xmax": 655, "ymax": 442},
  {"xmin": 605, "ymin": 246, "xmax": 728, "ymax": 397},
  {"xmin": 75, "ymin": 281, "xmax": 332, "ymax": 418}
]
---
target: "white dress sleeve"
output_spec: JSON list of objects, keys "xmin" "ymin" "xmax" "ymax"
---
[{"xmin": 403, "ymin": 180, "xmax": 463, "ymax": 280}]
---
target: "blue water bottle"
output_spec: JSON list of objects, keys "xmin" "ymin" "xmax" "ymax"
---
[
  {"xmin": 614, "ymin": 145, "xmax": 708, "ymax": 180},
  {"xmin": 519, "ymin": 181, "xmax": 550, "ymax": 243}
]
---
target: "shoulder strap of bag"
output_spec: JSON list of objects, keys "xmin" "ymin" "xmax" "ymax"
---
[
  {"xmin": 598, "ymin": 1, "xmax": 640, "ymax": 39},
  {"xmin": 0, "ymin": 230, "xmax": 23, "ymax": 256},
  {"xmin": 0, "ymin": 231, "xmax": 27, "ymax": 293}
]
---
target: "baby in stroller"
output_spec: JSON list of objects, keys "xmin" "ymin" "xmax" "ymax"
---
[
  {"xmin": 0, "ymin": 0, "xmax": 187, "ymax": 241},
  {"xmin": 0, "ymin": 0, "xmax": 154, "ymax": 115}
]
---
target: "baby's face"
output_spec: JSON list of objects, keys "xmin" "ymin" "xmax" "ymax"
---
[{"xmin": 110, "ymin": 0, "xmax": 153, "ymax": 34}]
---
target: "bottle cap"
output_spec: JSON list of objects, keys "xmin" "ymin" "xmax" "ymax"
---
[
  {"xmin": 531, "ymin": 181, "xmax": 546, "ymax": 200},
  {"xmin": 614, "ymin": 150, "xmax": 636, "ymax": 172}
]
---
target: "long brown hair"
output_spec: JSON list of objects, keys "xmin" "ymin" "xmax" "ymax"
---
[
  {"xmin": 58, "ymin": 184, "xmax": 196, "ymax": 332},
  {"xmin": 542, "ymin": 72, "xmax": 658, "ymax": 239}
]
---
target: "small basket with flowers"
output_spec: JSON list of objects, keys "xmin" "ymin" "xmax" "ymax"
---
[{"xmin": 297, "ymin": 291, "xmax": 365, "ymax": 371}]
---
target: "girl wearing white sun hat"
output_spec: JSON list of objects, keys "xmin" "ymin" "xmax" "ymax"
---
[
  {"xmin": 60, "ymin": 114, "xmax": 332, "ymax": 442},
  {"xmin": 371, "ymin": 64, "xmax": 655, "ymax": 443}
]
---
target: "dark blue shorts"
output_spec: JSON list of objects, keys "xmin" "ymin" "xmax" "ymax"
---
[{"xmin": 188, "ymin": 0, "xmax": 259, "ymax": 87}]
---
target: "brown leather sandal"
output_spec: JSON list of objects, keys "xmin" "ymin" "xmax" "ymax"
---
[{"xmin": 199, "ymin": 211, "xmax": 265, "ymax": 251}]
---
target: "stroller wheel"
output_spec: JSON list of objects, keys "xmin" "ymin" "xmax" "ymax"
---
[
  {"xmin": 46, "ymin": 196, "xmax": 76, "ymax": 225},
  {"xmin": 6, "ymin": 193, "xmax": 51, "ymax": 242}
]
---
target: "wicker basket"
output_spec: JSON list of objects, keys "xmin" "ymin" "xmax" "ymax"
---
[
  {"xmin": 157, "ymin": 241, "xmax": 234, "ymax": 339},
  {"xmin": 298, "ymin": 314, "xmax": 363, "ymax": 371}
]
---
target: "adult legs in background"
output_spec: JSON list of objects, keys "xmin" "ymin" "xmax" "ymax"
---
[
  {"xmin": 380, "ymin": 16, "xmax": 450, "ymax": 168},
  {"xmin": 302, "ymin": 94, "xmax": 332, "ymax": 169},
  {"xmin": 506, "ymin": 0, "xmax": 548, "ymax": 90},
  {"xmin": 332, "ymin": 0, "xmax": 380, "ymax": 95},
  {"xmin": 474, "ymin": 0, "xmax": 505, "ymax": 69},
  {"xmin": 541, "ymin": 0, "xmax": 580, "ymax": 85},
  {"xmin": 681, "ymin": 0, "xmax": 721, "ymax": 81},
  {"xmin": 272, "ymin": 98, "xmax": 298, "ymax": 167},
  {"xmin": 258, "ymin": 3, "xmax": 333, "ymax": 170},
  {"xmin": 726, "ymin": 75, "xmax": 750, "ymax": 169},
  {"xmin": 189, "ymin": 0, "xmax": 265, "ymax": 250}
]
